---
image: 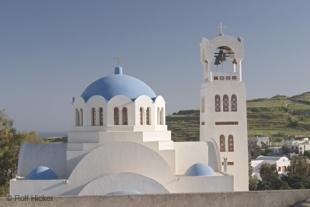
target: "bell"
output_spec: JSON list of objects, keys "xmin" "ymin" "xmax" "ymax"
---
[
  {"xmin": 218, "ymin": 50, "xmax": 226, "ymax": 62},
  {"xmin": 214, "ymin": 57, "xmax": 221, "ymax": 65}
]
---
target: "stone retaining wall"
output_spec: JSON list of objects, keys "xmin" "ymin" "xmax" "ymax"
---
[{"xmin": 1, "ymin": 190, "xmax": 310, "ymax": 207}]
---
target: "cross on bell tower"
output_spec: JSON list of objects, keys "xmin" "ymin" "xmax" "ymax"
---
[{"xmin": 217, "ymin": 22, "xmax": 226, "ymax": 36}]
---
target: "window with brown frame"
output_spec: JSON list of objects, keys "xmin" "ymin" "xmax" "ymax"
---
[
  {"xmin": 220, "ymin": 135, "xmax": 225, "ymax": 152},
  {"xmin": 91, "ymin": 108, "xmax": 96, "ymax": 126},
  {"xmin": 140, "ymin": 107, "xmax": 144, "ymax": 125},
  {"xmin": 80, "ymin": 108, "xmax": 83, "ymax": 126},
  {"xmin": 231, "ymin": 94, "xmax": 237, "ymax": 112},
  {"xmin": 99, "ymin": 107, "xmax": 103, "ymax": 126},
  {"xmin": 75, "ymin": 109, "xmax": 80, "ymax": 126},
  {"xmin": 215, "ymin": 95, "xmax": 221, "ymax": 112},
  {"xmin": 146, "ymin": 107, "xmax": 151, "ymax": 125},
  {"xmin": 228, "ymin": 135, "xmax": 234, "ymax": 152},
  {"xmin": 114, "ymin": 107, "xmax": 119, "ymax": 125},
  {"xmin": 223, "ymin": 95, "xmax": 229, "ymax": 112}
]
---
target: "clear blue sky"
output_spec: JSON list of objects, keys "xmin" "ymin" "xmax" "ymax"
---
[{"xmin": 0, "ymin": 0, "xmax": 309, "ymax": 133}]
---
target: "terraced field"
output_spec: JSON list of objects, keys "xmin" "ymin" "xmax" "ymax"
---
[
  {"xmin": 167, "ymin": 92, "xmax": 310, "ymax": 142},
  {"xmin": 166, "ymin": 110, "xmax": 200, "ymax": 142}
]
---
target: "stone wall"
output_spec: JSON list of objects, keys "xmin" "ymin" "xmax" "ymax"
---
[{"xmin": 1, "ymin": 190, "xmax": 310, "ymax": 207}]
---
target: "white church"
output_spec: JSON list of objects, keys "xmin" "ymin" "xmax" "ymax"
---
[{"xmin": 10, "ymin": 31, "xmax": 249, "ymax": 196}]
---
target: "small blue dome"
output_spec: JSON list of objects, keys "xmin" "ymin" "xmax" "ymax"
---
[
  {"xmin": 185, "ymin": 163, "xmax": 215, "ymax": 176},
  {"xmin": 81, "ymin": 67, "xmax": 156, "ymax": 102},
  {"xmin": 26, "ymin": 166, "xmax": 58, "ymax": 180}
]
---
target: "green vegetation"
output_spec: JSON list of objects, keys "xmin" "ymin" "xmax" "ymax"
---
[
  {"xmin": 0, "ymin": 128, "xmax": 41, "ymax": 196},
  {"xmin": 248, "ymin": 92, "xmax": 310, "ymax": 140},
  {"xmin": 256, "ymin": 163, "xmax": 289, "ymax": 190},
  {"xmin": 167, "ymin": 92, "xmax": 310, "ymax": 142},
  {"xmin": 45, "ymin": 136, "xmax": 68, "ymax": 143},
  {"xmin": 167, "ymin": 110, "xmax": 200, "ymax": 142}
]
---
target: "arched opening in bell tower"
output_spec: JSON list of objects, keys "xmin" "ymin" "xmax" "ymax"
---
[{"xmin": 213, "ymin": 46, "xmax": 237, "ymax": 73}]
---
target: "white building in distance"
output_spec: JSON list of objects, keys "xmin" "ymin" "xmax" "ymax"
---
[
  {"xmin": 251, "ymin": 156, "xmax": 290, "ymax": 179},
  {"xmin": 10, "ymin": 31, "xmax": 249, "ymax": 196},
  {"xmin": 283, "ymin": 137, "xmax": 310, "ymax": 154},
  {"xmin": 249, "ymin": 136, "xmax": 270, "ymax": 148},
  {"xmin": 298, "ymin": 142, "xmax": 310, "ymax": 155}
]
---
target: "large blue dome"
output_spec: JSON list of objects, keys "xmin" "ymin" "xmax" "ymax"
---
[{"xmin": 81, "ymin": 66, "xmax": 156, "ymax": 102}]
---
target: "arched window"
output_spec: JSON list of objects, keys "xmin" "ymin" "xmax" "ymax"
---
[
  {"xmin": 160, "ymin": 107, "xmax": 164, "ymax": 125},
  {"xmin": 99, "ymin": 107, "xmax": 103, "ymax": 126},
  {"xmin": 91, "ymin": 108, "xmax": 96, "ymax": 126},
  {"xmin": 80, "ymin": 108, "xmax": 83, "ymax": 126},
  {"xmin": 201, "ymin": 98, "xmax": 205, "ymax": 113},
  {"xmin": 220, "ymin": 135, "xmax": 225, "ymax": 152},
  {"xmin": 114, "ymin": 107, "xmax": 119, "ymax": 125},
  {"xmin": 75, "ymin": 109, "xmax": 80, "ymax": 126},
  {"xmin": 215, "ymin": 95, "xmax": 221, "ymax": 112},
  {"xmin": 231, "ymin": 95, "xmax": 237, "ymax": 112},
  {"xmin": 228, "ymin": 135, "xmax": 234, "ymax": 152},
  {"xmin": 146, "ymin": 107, "xmax": 151, "ymax": 125},
  {"xmin": 157, "ymin": 107, "xmax": 160, "ymax": 125},
  {"xmin": 139, "ymin": 107, "xmax": 144, "ymax": 125},
  {"xmin": 223, "ymin": 95, "xmax": 229, "ymax": 112},
  {"xmin": 122, "ymin": 107, "xmax": 128, "ymax": 125}
]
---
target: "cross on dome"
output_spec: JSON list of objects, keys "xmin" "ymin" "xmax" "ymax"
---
[{"xmin": 113, "ymin": 56, "xmax": 122, "ymax": 68}]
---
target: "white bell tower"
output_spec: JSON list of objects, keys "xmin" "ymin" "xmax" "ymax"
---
[{"xmin": 199, "ymin": 28, "xmax": 249, "ymax": 191}]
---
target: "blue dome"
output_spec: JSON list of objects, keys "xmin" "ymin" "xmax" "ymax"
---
[
  {"xmin": 81, "ymin": 66, "xmax": 156, "ymax": 102},
  {"xmin": 26, "ymin": 166, "xmax": 58, "ymax": 180},
  {"xmin": 185, "ymin": 163, "xmax": 215, "ymax": 176}
]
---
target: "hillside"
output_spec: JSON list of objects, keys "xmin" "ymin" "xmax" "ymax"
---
[{"xmin": 166, "ymin": 92, "xmax": 310, "ymax": 142}]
